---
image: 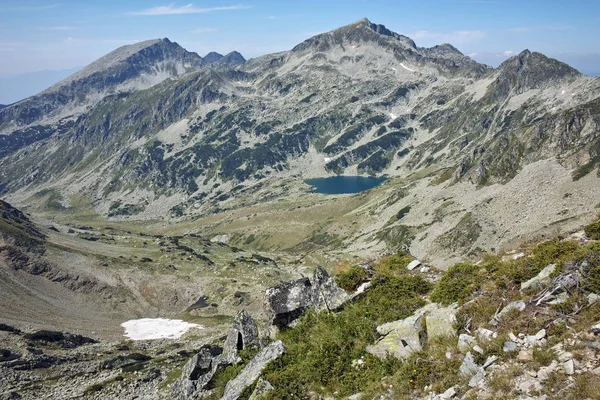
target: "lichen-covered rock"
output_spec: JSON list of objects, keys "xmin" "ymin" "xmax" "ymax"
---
[
  {"xmin": 221, "ymin": 310, "xmax": 260, "ymax": 364},
  {"xmin": 521, "ymin": 264, "xmax": 556, "ymax": 292},
  {"xmin": 425, "ymin": 305, "xmax": 457, "ymax": 340},
  {"xmin": 222, "ymin": 340, "xmax": 285, "ymax": 400},
  {"xmin": 367, "ymin": 313, "xmax": 426, "ymax": 359}
]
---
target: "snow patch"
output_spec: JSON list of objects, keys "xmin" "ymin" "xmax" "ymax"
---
[
  {"xmin": 400, "ymin": 63, "xmax": 416, "ymax": 72},
  {"xmin": 390, "ymin": 113, "xmax": 397, "ymax": 120},
  {"xmin": 121, "ymin": 318, "xmax": 203, "ymax": 340}
]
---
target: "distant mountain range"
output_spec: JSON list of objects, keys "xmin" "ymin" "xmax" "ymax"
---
[{"xmin": 0, "ymin": 18, "xmax": 599, "ymax": 265}]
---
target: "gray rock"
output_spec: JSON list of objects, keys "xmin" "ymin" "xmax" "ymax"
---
[
  {"xmin": 587, "ymin": 293, "xmax": 600, "ymax": 305},
  {"xmin": 563, "ymin": 359, "xmax": 575, "ymax": 375},
  {"xmin": 425, "ymin": 305, "xmax": 457, "ymax": 340},
  {"xmin": 503, "ymin": 341, "xmax": 518, "ymax": 352},
  {"xmin": 248, "ymin": 378, "xmax": 274, "ymax": 400},
  {"xmin": 468, "ymin": 368, "xmax": 485, "ymax": 388},
  {"xmin": 264, "ymin": 266, "xmax": 351, "ymax": 328},
  {"xmin": 312, "ymin": 266, "xmax": 351, "ymax": 312},
  {"xmin": 521, "ymin": 264, "xmax": 556, "ymax": 292},
  {"xmin": 367, "ymin": 304, "xmax": 437, "ymax": 360},
  {"xmin": 222, "ymin": 340, "xmax": 285, "ymax": 400},
  {"xmin": 459, "ymin": 352, "xmax": 481, "ymax": 377},
  {"xmin": 458, "ymin": 334, "xmax": 476, "ymax": 353},
  {"xmin": 483, "ymin": 355, "xmax": 498, "ymax": 369},
  {"xmin": 591, "ymin": 322, "xmax": 600, "ymax": 334},
  {"xmin": 172, "ymin": 345, "xmax": 222, "ymax": 398},
  {"xmin": 221, "ymin": 310, "xmax": 260, "ymax": 364},
  {"xmin": 439, "ymin": 387, "xmax": 456, "ymax": 399},
  {"xmin": 496, "ymin": 300, "xmax": 526, "ymax": 319},
  {"xmin": 265, "ymin": 277, "xmax": 313, "ymax": 327},
  {"xmin": 406, "ymin": 260, "xmax": 421, "ymax": 271},
  {"xmin": 367, "ymin": 312, "xmax": 426, "ymax": 359}
]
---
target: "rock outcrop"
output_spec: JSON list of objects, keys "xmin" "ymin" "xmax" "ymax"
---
[
  {"xmin": 222, "ymin": 340, "xmax": 285, "ymax": 400},
  {"xmin": 265, "ymin": 266, "xmax": 353, "ymax": 328},
  {"xmin": 367, "ymin": 303, "xmax": 457, "ymax": 360},
  {"xmin": 173, "ymin": 310, "xmax": 261, "ymax": 399}
]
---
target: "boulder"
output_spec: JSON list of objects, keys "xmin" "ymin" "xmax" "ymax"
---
[
  {"xmin": 367, "ymin": 312, "xmax": 426, "ymax": 360},
  {"xmin": 222, "ymin": 340, "xmax": 285, "ymax": 400},
  {"xmin": 520, "ymin": 264, "xmax": 556, "ymax": 292},
  {"xmin": 312, "ymin": 266, "xmax": 351, "ymax": 312},
  {"xmin": 265, "ymin": 267, "xmax": 354, "ymax": 328},
  {"xmin": 221, "ymin": 310, "xmax": 260, "ymax": 364},
  {"xmin": 425, "ymin": 305, "xmax": 457, "ymax": 340},
  {"xmin": 265, "ymin": 277, "xmax": 313, "ymax": 327},
  {"xmin": 172, "ymin": 345, "xmax": 222, "ymax": 398}
]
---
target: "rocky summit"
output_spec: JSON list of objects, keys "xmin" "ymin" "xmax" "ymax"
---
[{"xmin": 1, "ymin": 16, "xmax": 600, "ymax": 400}]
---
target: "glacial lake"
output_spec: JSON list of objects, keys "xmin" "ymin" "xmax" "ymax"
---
[{"xmin": 305, "ymin": 176, "xmax": 387, "ymax": 194}]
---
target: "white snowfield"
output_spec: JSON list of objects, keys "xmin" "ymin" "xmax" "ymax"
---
[
  {"xmin": 121, "ymin": 318, "xmax": 203, "ymax": 340},
  {"xmin": 399, "ymin": 63, "xmax": 416, "ymax": 72}
]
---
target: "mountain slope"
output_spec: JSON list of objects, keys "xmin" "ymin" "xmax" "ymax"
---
[
  {"xmin": 0, "ymin": 18, "xmax": 599, "ymax": 266},
  {"xmin": 0, "ymin": 38, "xmax": 204, "ymax": 133}
]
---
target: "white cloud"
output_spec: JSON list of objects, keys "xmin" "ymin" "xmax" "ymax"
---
[
  {"xmin": 266, "ymin": 15, "xmax": 276, "ymax": 19},
  {"xmin": 503, "ymin": 50, "xmax": 515, "ymax": 56},
  {"xmin": 467, "ymin": 52, "xmax": 478, "ymax": 58},
  {"xmin": 190, "ymin": 27, "xmax": 218, "ymax": 33},
  {"xmin": 130, "ymin": 3, "xmax": 250, "ymax": 16}
]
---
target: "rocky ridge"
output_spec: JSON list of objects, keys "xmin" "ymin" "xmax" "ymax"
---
[{"xmin": 0, "ymin": 19, "xmax": 600, "ymax": 262}]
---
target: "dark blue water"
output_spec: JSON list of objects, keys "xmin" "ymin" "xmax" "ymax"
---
[{"xmin": 305, "ymin": 176, "xmax": 387, "ymax": 194}]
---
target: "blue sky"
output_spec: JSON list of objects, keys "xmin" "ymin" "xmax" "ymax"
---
[{"xmin": 0, "ymin": 0, "xmax": 599, "ymax": 84}]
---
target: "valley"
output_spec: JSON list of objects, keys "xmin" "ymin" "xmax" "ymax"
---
[{"xmin": 0, "ymin": 16, "xmax": 600, "ymax": 400}]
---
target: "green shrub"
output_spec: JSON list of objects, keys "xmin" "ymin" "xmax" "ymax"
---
[
  {"xmin": 585, "ymin": 220, "xmax": 600, "ymax": 240},
  {"xmin": 376, "ymin": 251, "xmax": 413, "ymax": 275},
  {"xmin": 430, "ymin": 263, "xmax": 481, "ymax": 305},
  {"xmin": 335, "ymin": 265, "xmax": 369, "ymax": 292},
  {"xmin": 495, "ymin": 239, "xmax": 580, "ymax": 284}
]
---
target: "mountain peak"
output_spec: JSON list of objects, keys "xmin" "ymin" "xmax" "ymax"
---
[
  {"xmin": 292, "ymin": 18, "xmax": 416, "ymax": 53},
  {"xmin": 486, "ymin": 49, "xmax": 581, "ymax": 100},
  {"xmin": 499, "ymin": 49, "xmax": 579, "ymax": 77},
  {"xmin": 204, "ymin": 52, "xmax": 224, "ymax": 64}
]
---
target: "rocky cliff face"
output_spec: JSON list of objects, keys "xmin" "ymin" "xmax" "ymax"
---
[{"xmin": 0, "ymin": 18, "xmax": 599, "ymax": 265}]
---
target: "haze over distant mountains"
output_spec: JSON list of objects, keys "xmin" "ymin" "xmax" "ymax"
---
[
  {"xmin": 0, "ymin": 67, "xmax": 81, "ymax": 105},
  {"xmin": 0, "ymin": 18, "xmax": 599, "ymax": 267}
]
